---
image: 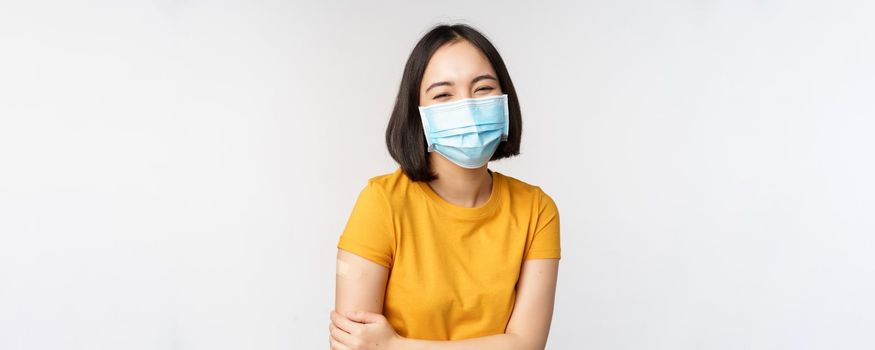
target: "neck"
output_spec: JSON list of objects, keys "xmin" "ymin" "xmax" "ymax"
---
[{"xmin": 427, "ymin": 154, "xmax": 493, "ymax": 208}]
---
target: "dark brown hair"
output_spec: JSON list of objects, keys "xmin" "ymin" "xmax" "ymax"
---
[{"xmin": 385, "ymin": 23, "xmax": 522, "ymax": 182}]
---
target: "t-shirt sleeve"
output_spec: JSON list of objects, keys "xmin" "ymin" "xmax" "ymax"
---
[
  {"xmin": 336, "ymin": 181, "xmax": 396, "ymax": 268},
  {"xmin": 524, "ymin": 187, "xmax": 562, "ymax": 260}
]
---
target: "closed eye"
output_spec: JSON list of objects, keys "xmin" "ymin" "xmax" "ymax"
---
[{"xmin": 433, "ymin": 86, "xmax": 495, "ymax": 100}]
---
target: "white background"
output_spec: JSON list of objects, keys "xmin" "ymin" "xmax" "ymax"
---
[{"xmin": 1, "ymin": 1, "xmax": 873, "ymax": 349}]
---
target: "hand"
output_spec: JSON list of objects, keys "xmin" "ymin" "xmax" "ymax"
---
[{"xmin": 329, "ymin": 309, "xmax": 403, "ymax": 350}]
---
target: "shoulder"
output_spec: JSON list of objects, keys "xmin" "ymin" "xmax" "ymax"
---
[
  {"xmin": 357, "ymin": 167, "xmax": 415, "ymax": 206},
  {"xmin": 497, "ymin": 172, "xmax": 558, "ymax": 213},
  {"xmin": 364, "ymin": 167, "xmax": 409, "ymax": 191},
  {"xmin": 498, "ymin": 172, "xmax": 554, "ymax": 200},
  {"xmin": 362, "ymin": 167, "xmax": 413, "ymax": 194}
]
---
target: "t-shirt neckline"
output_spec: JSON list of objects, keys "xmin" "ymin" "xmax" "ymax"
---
[{"xmin": 415, "ymin": 168, "xmax": 503, "ymax": 220}]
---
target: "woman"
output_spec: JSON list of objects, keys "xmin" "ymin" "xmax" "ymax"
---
[{"xmin": 329, "ymin": 23, "xmax": 561, "ymax": 350}]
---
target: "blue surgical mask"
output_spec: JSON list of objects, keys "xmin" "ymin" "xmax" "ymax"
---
[{"xmin": 419, "ymin": 94, "xmax": 510, "ymax": 169}]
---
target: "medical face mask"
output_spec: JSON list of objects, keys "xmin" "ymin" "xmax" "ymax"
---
[{"xmin": 418, "ymin": 94, "xmax": 510, "ymax": 169}]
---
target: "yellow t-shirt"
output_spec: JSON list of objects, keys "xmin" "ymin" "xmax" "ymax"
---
[{"xmin": 336, "ymin": 167, "xmax": 561, "ymax": 340}]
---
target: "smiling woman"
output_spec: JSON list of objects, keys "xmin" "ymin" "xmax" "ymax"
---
[{"xmin": 331, "ymin": 23, "xmax": 560, "ymax": 350}]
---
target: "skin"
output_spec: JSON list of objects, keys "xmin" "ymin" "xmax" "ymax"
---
[{"xmin": 330, "ymin": 39, "xmax": 560, "ymax": 350}]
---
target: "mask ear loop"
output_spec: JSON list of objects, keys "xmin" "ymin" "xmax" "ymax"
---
[
  {"xmin": 501, "ymin": 95, "xmax": 510, "ymax": 141},
  {"xmin": 419, "ymin": 106, "xmax": 436, "ymax": 152}
]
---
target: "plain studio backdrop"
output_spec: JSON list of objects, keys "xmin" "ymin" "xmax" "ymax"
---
[{"xmin": 1, "ymin": 1, "xmax": 873, "ymax": 349}]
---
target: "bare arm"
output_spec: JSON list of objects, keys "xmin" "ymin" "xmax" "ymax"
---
[
  {"xmin": 334, "ymin": 248, "xmax": 390, "ymax": 315},
  {"xmin": 394, "ymin": 258, "xmax": 560, "ymax": 350},
  {"xmin": 330, "ymin": 251, "xmax": 559, "ymax": 350}
]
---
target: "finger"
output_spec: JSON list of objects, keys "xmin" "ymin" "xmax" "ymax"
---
[
  {"xmin": 330, "ymin": 322, "xmax": 355, "ymax": 346},
  {"xmin": 345, "ymin": 310, "xmax": 382, "ymax": 324},
  {"xmin": 330, "ymin": 332, "xmax": 350, "ymax": 350},
  {"xmin": 329, "ymin": 334, "xmax": 347, "ymax": 350},
  {"xmin": 330, "ymin": 310, "xmax": 360, "ymax": 334}
]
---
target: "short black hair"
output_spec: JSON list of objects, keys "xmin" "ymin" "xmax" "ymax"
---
[{"xmin": 385, "ymin": 23, "xmax": 522, "ymax": 182}]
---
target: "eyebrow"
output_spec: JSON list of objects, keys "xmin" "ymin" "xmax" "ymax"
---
[{"xmin": 424, "ymin": 74, "xmax": 498, "ymax": 93}]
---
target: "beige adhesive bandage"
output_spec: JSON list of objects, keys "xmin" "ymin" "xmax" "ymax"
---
[{"xmin": 336, "ymin": 258, "xmax": 363, "ymax": 281}]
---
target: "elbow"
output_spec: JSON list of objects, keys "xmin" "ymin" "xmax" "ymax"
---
[{"xmin": 505, "ymin": 332, "xmax": 547, "ymax": 350}]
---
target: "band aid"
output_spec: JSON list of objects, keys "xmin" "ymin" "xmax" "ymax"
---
[{"xmin": 336, "ymin": 258, "xmax": 363, "ymax": 281}]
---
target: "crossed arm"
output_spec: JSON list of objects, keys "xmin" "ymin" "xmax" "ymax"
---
[{"xmin": 332, "ymin": 249, "xmax": 560, "ymax": 350}]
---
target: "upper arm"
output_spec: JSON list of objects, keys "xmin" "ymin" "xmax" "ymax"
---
[
  {"xmin": 335, "ymin": 248, "xmax": 390, "ymax": 315},
  {"xmin": 524, "ymin": 188, "xmax": 561, "ymax": 260},
  {"xmin": 506, "ymin": 187, "xmax": 561, "ymax": 348},
  {"xmin": 334, "ymin": 181, "xmax": 395, "ymax": 314},
  {"xmin": 505, "ymin": 258, "xmax": 560, "ymax": 350}
]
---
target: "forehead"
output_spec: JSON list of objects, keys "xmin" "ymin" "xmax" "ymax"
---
[{"xmin": 421, "ymin": 40, "xmax": 496, "ymax": 86}]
